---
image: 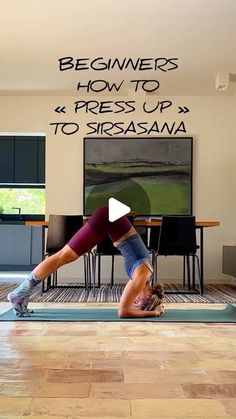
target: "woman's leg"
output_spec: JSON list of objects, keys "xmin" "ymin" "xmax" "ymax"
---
[
  {"xmin": 8, "ymin": 206, "xmax": 133, "ymax": 316},
  {"xmin": 33, "ymin": 245, "xmax": 79, "ymax": 279},
  {"xmin": 8, "ymin": 245, "xmax": 79, "ymax": 317},
  {"xmin": 7, "ymin": 220, "xmax": 100, "ymax": 317},
  {"xmin": 88, "ymin": 206, "xmax": 133, "ymax": 242}
]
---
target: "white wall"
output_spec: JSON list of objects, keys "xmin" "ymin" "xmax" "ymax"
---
[
  {"xmin": 233, "ymin": 93, "xmax": 236, "ymax": 245},
  {"xmin": 0, "ymin": 94, "xmax": 235, "ymax": 282}
]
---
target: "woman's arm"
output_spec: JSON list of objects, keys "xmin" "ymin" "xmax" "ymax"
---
[
  {"xmin": 118, "ymin": 264, "xmax": 163, "ymax": 318},
  {"xmin": 119, "ymin": 304, "xmax": 162, "ymax": 318}
]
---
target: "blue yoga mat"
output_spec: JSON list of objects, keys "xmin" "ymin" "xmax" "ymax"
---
[{"xmin": 0, "ymin": 304, "xmax": 235, "ymax": 322}]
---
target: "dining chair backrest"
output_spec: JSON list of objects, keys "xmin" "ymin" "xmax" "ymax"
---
[
  {"xmin": 46, "ymin": 214, "xmax": 84, "ymax": 254},
  {"xmin": 157, "ymin": 216, "xmax": 197, "ymax": 256}
]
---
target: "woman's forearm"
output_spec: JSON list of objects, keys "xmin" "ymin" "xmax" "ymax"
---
[{"xmin": 118, "ymin": 307, "xmax": 158, "ymax": 318}]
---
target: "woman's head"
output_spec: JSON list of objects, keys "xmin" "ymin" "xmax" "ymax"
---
[
  {"xmin": 146, "ymin": 284, "xmax": 165, "ymax": 311},
  {"xmin": 134, "ymin": 283, "xmax": 165, "ymax": 311}
]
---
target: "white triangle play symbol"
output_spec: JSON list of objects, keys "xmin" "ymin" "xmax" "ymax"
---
[{"xmin": 109, "ymin": 198, "xmax": 131, "ymax": 222}]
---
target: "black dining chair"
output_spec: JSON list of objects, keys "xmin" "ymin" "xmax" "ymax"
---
[
  {"xmin": 149, "ymin": 225, "xmax": 190, "ymax": 287},
  {"xmin": 42, "ymin": 214, "xmax": 91, "ymax": 293},
  {"xmin": 92, "ymin": 236, "xmax": 121, "ymax": 290},
  {"xmin": 150, "ymin": 216, "xmax": 202, "ymax": 295}
]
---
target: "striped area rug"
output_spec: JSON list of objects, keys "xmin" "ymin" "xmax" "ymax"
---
[{"xmin": 0, "ymin": 282, "xmax": 235, "ymax": 304}]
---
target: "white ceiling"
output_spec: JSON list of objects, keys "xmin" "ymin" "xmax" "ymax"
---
[{"xmin": 0, "ymin": 0, "xmax": 236, "ymax": 96}]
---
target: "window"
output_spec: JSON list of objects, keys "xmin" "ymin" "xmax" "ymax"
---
[
  {"xmin": 0, "ymin": 187, "xmax": 45, "ymax": 215},
  {"xmin": 0, "ymin": 134, "xmax": 45, "ymax": 218}
]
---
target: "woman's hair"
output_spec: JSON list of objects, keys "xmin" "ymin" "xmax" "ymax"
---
[
  {"xmin": 152, "ymin": 283, "xmax": 165, "ymax": 299},
  {"xmin": 143, "ymin": 284, "xmax": 165, "ymax": 311}
]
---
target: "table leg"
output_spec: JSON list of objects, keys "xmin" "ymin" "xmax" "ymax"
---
[{"xmin": 199, "ymin": 227, "xmax": 204, "ymax": 295}]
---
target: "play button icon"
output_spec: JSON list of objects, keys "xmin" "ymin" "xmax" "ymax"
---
[
  {"xmin": 109, "ymin": 198, "xmax": 131, "ymax": 222},
  {"xmin": 85, "ymin": 179, "xmax": 151, "ymax": 217}
]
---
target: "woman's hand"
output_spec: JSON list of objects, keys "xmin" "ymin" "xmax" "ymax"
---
[{"xmin": 154, "ymin": 303, "xmax": 165, "ymax": 316}]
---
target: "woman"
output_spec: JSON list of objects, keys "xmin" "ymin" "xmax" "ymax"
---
[{"xmin": 8, "ymin": 206, "xmax": 165, "ymax": 318}]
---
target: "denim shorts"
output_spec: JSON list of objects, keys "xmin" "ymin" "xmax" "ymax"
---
[{"xmin": 116, "ymin": 234, "xmax": 152, "ymax": 279}]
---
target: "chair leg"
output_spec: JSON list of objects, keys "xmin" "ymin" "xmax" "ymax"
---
[
  {"xmin": 183, "ymin": 256, "xmax": 186, "ymax": 287},
  {"xmin": 155, "ymin": 257, "xmax": 158, "ymax": 285},
  {"xmin": 84, "ymin": 253, "xmax": 91, "ymax": 290},
  {"xmin": 111, "ymin": 255, "xmax": 115, "ymax": 288},
  {"xmin": 53, "ymin": 270, "xmax": 58, "ymax": 288},
  {"xmin": 98, "ymin": 254, "xmax": 101, "ymax": 288},
  {"xmin": 85, "ymin": 252, "xmax": 91, "ymax": 289},
  {"xmin": 92, "ymin": 252, "xmax": 97, "ymax": 297},
  {"xmin": 192, "ymin": 254, "xmax": 196, "ymax": 289},
  {"xmin": 186, "ymin": 256, "xmax": 191, "ymax": 290},
  {"xmin": 88, "ymin": 252, "xmax": 92, "ymax": 288},
  {"xmin": 42, "ymin": 255, "xmax": 51, "ymax": 292},
  {"xmin": 196, "ymin": 255, "xmax": 203, "ymax": 294},
  {"xmin": 47, "ymin": 274, "xmax": 52, "ymax": 290},
  {"xmin": 83, "ymin": 254, "xmax": 88, "ymax": 292},
  {"xmin": 51, "ymin": 272, "xmax": 54, "ymax": 288},
  {"xmin": 153, "ymin": 253, "xmax": 158, "ymax": 285},
  {"xmin": 150, "ymin": 262, "xmax": 155, "ymax": 287},
  {"xmin": 151, "ymin": 251, "xmax": 157, "ymax": 285},
  {"xmin": 41, "ymin": 278, "xmax": 45, "ymax": 294}
]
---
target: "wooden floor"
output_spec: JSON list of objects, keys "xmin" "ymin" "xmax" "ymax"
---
[{"xmin": 0, "ymin": 301, "xmax": 235, "ymax": 418}]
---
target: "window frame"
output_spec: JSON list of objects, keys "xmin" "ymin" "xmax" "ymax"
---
[{"xmin": 0, "ymin": 133, "xmax": 45, "ymax": 221}]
